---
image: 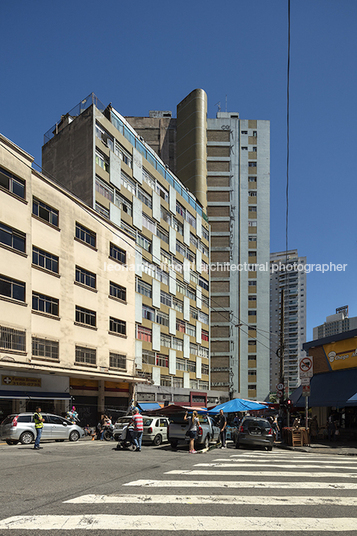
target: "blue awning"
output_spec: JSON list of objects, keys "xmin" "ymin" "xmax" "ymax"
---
[
  {"xmin": 137, "ymin": 402, "xmax": 162, "ymax": 412},
  {"xmin": 309, "ymin": 368, "xmax": 357, "ymax": 407},
  {"xmin": 0, "ymin": 391, "xmax": 71, "ymax": 400}
]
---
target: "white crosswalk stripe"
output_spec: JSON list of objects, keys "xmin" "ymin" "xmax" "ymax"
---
[{"xmin": 2, "ymin": 450, "xmax": 357, "ymax": 532}]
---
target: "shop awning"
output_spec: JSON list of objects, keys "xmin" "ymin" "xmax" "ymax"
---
[
  {"xmin": 0, "ymin": 391, "xmax": 71, "ymax": 400},
  {"xmin": 137, "ymin": 402, "xmax": 162, "ymax": 412},
  {"xmin": 309, "ymin": 368, "xmax": 357, "ymax": 407}
]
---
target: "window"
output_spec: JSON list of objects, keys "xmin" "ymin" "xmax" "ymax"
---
[
  {"xmin": 176, "ymin": 201, "xmax": 185, "ymax": 218},
  {"xmin": 95, "ymin": 202, "xmax": 109, "ymax": 219},
  {"xmin": 75, "ymin": 305, "xmax": 96, "ymax": 327},
  {"xmin": 190, "ymin": 343, "xmax": 198, "ymax": 355},
  {"xmin": 0, "ymin": 275, "xmax": 25, "ymax": 302},
  {"xmin": 33, "ymin": 198, "xmax": 58, "ymax": 227},
  {"xmin": 172, "ymin": 217, "xmax": 183, "ymax": 235},
  {"xmin": 75, "ymin": 346, "xmax": 96, "ymax": 365},
  {"xmin": 198, "ymin": 310, "xmax": 209, "ymax": 324},
  {"xmin": 190, "ymin": 233, "xmax": 198, "ymax": 248},
  {"xmin": 32, "ymin": 246, "xmax": 59, "ymax": 274},
  {"xmin": 156, "ymin": 182, "xmax": 169, "ymax": 202},
  {"xmin": 199, "ymin": 276, "xmax": 209, "ymax": 291},
  {"xmin": 0, "ymin": 222, "xmax": 25, "ymax": 253},
  {"xmin": 137, "ymin": 234, "xmax": 151, "ymax": 252},
  {"xmin": 121, "ymin": 171, "xmax": 136, "ymax": 193},
  {"xmin": 241, "ymin": 146, "xmax": 248, "ymax": 151},
  {"xmin": 249, "ymin": 191, "xmax": 257, "ymax": 197},
  {"xmin": 161, "ymin": 375, "xmax": 172, "ymax": 387},
  {"xmin": 109, "ymin": 243, "xmax": 126, "ymax": 264},
  {"xmin": 0, "ymin": 166, "xmax": 25, "ymax": 199},
  {"xmin": 172, "ymin": 297, "xmax": 183, "ymax": 313},
  {"xmin": 198, "ymin": 346, "xmax": 209, "ymax": 358},
  {"xmin": 253, "ymin": 131, "xmax": 257, "ymax": 137},
  {"xmin": 136, "ymin": 278, "xmax": 152, "ymax": 298},
  {"xmin": 248, "ymin": 296, "xmax": 257, "ymax": 302},
  {"xmin": 248, "ymin": 310, "xmax": 257, "ymax": 316},
  {"xmin": 138, "ymin": 186, "xmax": 152, "ymax": 209},
  {"xmin": 201, "ymin": 294, "xmax": 209, "ymax": 308},
  {"xmin": 143, "ymin": 305, "xmax": 155, "ymax": 321},
  {"xmin": 186, "ymin": 212, "xmax": 196, "ymax": 229},
  {"xmin": 249, "ymin": 207, "xmax": 257, "ymax": 213},
  {"xmin": 160, "ymin": 206, "xmax": 171, "ymax": 225},
  {"xmin": 176, "ymin": 319, "xmax": 186, "ymax": 333},
  {"xmin": 142, "ymin": 168, "xmax": 155, "ymax": 189},
  {"xmin": 110, "ymin": 281, "xmax": 126, "ymax": 302},
  {"xmin": 202, "ymin": 227, "xmax": 209, "ymax": 241},
  {"xmin": 186, "ymin": 324, "xmax": 196, "ymax": 337},
  {"xmin": 155, "ymin": 267, "xmax": 169, "ymax": 285},
  {"xmin": 95, "ymin": 123, "xmax": 114, "ymax": 151},
  {"xmin": 142, "ymin": 213, "xmax": 156, "ymax": 233},
  {"xmin": 109, "ymin": 317, "xmax": 126, "ymax": 336},
  {"xmin": 248, "ymin": 221, "xmax": 257, "ymax": 227},
  {"xmin": 201, "ymin": 329, "xmax": 209, "ymax": 342},
  {"xmin": 160, "ymin": 290, "xmax": 172, "ymax": 307},
  {"xmin": 75, "ymin": 222, "xmax": 96, "ymax": 248},
  {"xmin": 161, "ymin": 249, "xmax": 171, "ymax": 266},
  {"xmin": 157, "ymin": 225, "xmax": 169, "ymax": 244},
  {"xmin": 202, "ymin": 364, "xmax": 209, "ymax": 375},
  {"xmin": 95, "ymin": 150, "xmax": 109, "ymax": 172},
  {"xmin": 187, "ymin": 286, "xmax": 196, "ymax": 301},
  {"xmin": 156, "ymin": 311, "xmax": 169, "ymax": 327},
  {"xmin": 176, "ymin": 280, "xmax": 186, "ymax": 295},
  {"xmin": 248, "ymin": 250, "xmax": 257, "ymax": 257},
  {"xmin": 142, "ymin": 351, "xmax": 155, "ymax": 365},
  {"xmin": 160, "ymin": 333, "xmax": 171, "ymax": 348},
  {"xmin": 252, "ymin": 147, "xmax": 257, "ymax": 152},
  {"xmin": 190, "ymin": 306, "xmax": 198, "ymax": 320},
  {"xmin": 0, "ymin": 325, "xmax": 26, "ymax": 352},
  {"xmin": 32, "ymin": 337, "xmax": 59, "ymax": 360},
  {"xmin": 95, "ymin": 176, "xmax": 114, "ymax": 202},
  {"xmin": 75, "ymin": 266, "xmax": 96, "ymax": 289},
  {"xmin": 156, "ymin": 354, "xmax": 168, "ymax": 367},
  {"xmin": 115, "ymin": 192, "xmax": 132, "ymax": 216},
  {"xmin": 176, "ymin": 240, "xmax": 185, "ymax": 256},
  {"xmin": 172, "ymin": 337, "xmax": 183, "ymax": 351},
  {"xmin": 176, "ymin": 358, "xmax": 187, "ymax": 371},
  {"xmin": 248, "ymin": 177, "xmax": 257, "ymax": 183},
  {"xmin": 248, "ymin": 162, "xmax": 257, "ymax": 167},
  {"xmin": 137, "ymin": 325, "xmax": 152, "ymax": 342},
  {"xmin": 32, "ymin": 292, "xmax": 59, "ymax": 316},
  {"xmin": 115, "ymin": 142, "xmax": 132, "ymax": 168}
]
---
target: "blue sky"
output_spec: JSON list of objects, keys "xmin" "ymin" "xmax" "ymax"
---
[{"xmin": 1, "ymin": 0, "xmax": 356, "ymax": 339}]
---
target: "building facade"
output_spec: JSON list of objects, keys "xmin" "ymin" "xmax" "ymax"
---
[
  {"xmin": 0, "ymin": 134, "xmax": 142, "ymax": 424},
  {"xmin": 270, "ymin": 250, "xmax": 307, "ymax": 393},
  {"xmin": 42, "ymin": 94, "xmax": 220, "ymax": 407},
  {"xmin": 126, "ymin": 89, "xmax": 271, "ymax": 401},
  {"xmin": 313, "ymin": 306, "xmax": 357, "ymax": 340}
]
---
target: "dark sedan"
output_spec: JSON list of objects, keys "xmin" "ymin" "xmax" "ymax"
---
[{"xmin": 233, "ymin": 416, "xmax": 274, "ymax": 451}]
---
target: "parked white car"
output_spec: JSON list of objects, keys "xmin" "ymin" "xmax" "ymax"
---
[
  {"xmin": 113, "ymin": 415, "xmax": 169, "ymax": 446},
  {"xmin": 0, "ymin": 413, "xmax": 85, "ymax": 445}
]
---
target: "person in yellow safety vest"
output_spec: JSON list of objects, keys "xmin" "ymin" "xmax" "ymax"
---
[{"xmin": 33, "ymin": 406, "xmax": 45, "ymax": 450}]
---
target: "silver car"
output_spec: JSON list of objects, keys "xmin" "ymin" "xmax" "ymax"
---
[
  {"xmin": 0, "ymin": 413, "xmax": 84, "ymax": 445},
  {"xmin": 113, "ymin": 415, "xmax": 169, "ymax": 446}
]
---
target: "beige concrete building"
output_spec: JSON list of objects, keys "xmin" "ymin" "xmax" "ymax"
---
[
  {"xmin": 42, "ymin": 94, "xmax": 220, "ymax": 407},
  {"xmin": 0, "ymin": 134, "xmax": 142, "ymax": 424},
  {"xmin": 125, "ymin": 89, "xmax": 271, "ymax": 401}
]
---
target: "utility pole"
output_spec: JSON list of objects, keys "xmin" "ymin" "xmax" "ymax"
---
[{"xmin": 277, "ymin": 288, "xmax": 285, "ymax": 421}]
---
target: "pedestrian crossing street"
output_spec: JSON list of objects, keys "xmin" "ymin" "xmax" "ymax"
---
[{"xmin": 2, "ymin": 450, "xmax": 357, "ymax": 532}]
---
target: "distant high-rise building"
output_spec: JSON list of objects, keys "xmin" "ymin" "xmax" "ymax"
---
[
  {"xmin": 270, "ymin": 250, "xmax": 306, "ymax": 392},
  {"xmin": 313, "ymin": 306, "xmax": 357, "ymax": 340},
  {"xmin": 126, "ymin": 89, "xmax": 271, "ymax": 401}
]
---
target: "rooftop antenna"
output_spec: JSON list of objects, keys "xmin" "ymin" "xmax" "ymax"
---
[{"xmin": 215, "ymin": 101, "xmax": 221, "ymax": 114}]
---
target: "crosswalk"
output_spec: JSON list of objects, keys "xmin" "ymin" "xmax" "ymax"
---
[{"xmin": 1, "ymin": 449, "xmax": 357, "ymax": 532}]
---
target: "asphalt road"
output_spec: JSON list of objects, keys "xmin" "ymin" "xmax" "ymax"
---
[{"xmin": 1, "ymin": 439, "xmax": 357, "ymax": 535}]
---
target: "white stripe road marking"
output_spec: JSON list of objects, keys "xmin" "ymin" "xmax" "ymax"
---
[
  {"xmin": 166, "ymin": 469, "xmax": 357, "ymax": 478},
  {"xmin": 123, "ymin": 479, "xmax": 357, "ymax": 489},
  {"xmin": 64, "ymin": 494, "xmax": 357, "ymax": 506},
  {"xmin": 198, "ymin": 463, "xmax": 357, "ymax": 470},
  {"xmin": 1, "ymin": 515, "xmax": 357, "ymax": 531},
  {"xmin": 218, "ymin": 457, "xmax": 357, "ymax": 464}
]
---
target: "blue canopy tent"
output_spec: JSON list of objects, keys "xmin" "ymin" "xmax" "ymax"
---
[{"xmin": 208, "ymin": 398, "xmax": 267, "ymax": 414}]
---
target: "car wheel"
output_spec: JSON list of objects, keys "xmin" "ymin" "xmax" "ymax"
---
[
  {"xmin": 203, "ymin": 435, "xmax": 210, "ymax": 449},
  {"xmin": 103, "ymin": 430, "xmax": 112, "ymax": 441},
  {"xmin": 6, "ymin": 440, "xmax": 18, "ymax": 445},
  {"xmin": 153, "ymin": 434, "xmax": 162, "ymax": 446},
  {"xmin": 69, "ymin": 430, "xmax": 80, "ymax": 442},
  {"xmin": 170, "ymin": 440, "xmax": 178, "ymax": 449},
  {"xmin": 20, "ymin": 431, "xmax": 34, "ymax": 445}
]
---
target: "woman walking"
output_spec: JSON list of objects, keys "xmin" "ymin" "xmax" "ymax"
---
[{"xmin": 184, "ymin": 410, "xmax": 200, "ymax": 454}]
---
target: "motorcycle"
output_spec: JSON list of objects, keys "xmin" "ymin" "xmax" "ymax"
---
[{"xmin": 116, "ymin": 425, "xmax": 136, "ymax": 451}]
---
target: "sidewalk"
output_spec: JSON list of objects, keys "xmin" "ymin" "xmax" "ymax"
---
[{"xmin": 275, "ymin": 440, "xmax": 357, "ymax": 456}]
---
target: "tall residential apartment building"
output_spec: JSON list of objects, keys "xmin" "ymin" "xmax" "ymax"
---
[
  {"xmin": 313, "ymin": 306, "xmax": 357, "ymax": 340},
  {"xmin": 270, "ymin": 250, "xmax": 307, "ymax": 392},
  {"xmin": 126, "ymin": 89, "xmax": 271, "ymax": 401},
  {"xmin": 0, "ymin": 134, "xmax": 142, "ymax": 423},
  {"xmin": 42, "ymin": 94, "xmax": 220, "ymax": 407}
]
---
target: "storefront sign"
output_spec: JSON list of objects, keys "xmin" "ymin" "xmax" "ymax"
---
[
  {"xmin": 323, "ymin": 340, "xmax": 357, "ymax": 371},
  {"xmin": 2, "ymin": 375, "xmax": 42, "ymax": 387}
]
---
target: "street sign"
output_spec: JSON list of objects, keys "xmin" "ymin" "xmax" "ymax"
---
[
  {"xmin": 299, "ymin": 356, "xmax": 313, "ymax": 378},
  {"xmin": 302, "ymin": 385, "xmax": 310, "ymax": 397},
  {"xmin": 276, "ymin": 389, "xmax": 283, "ymax": 398},
  {"xmin": 276, "ymin": 382, "xmax": 284, "ymax": 391},
  {"xmin": 300, "ymin": 376, "xmax": 310, "ymax": 386}
]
